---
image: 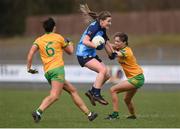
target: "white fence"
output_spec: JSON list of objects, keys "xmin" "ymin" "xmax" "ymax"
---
[{"xmin": 0, "ymin": 64, "xmax": 180, "ymax": 84}]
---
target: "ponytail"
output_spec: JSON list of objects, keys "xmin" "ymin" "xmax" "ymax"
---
[
  {"xmin": 80, "ymin": 4, "xmax": 98, "ymax": 23},
  {"xmin": 80, "ymin": 4, "xmax": 111, "ymax": 24}
]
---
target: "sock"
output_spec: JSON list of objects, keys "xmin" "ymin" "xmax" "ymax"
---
[
  {"xmin": 90, "ymin": 86, "xmax": 95, "ymax": 93},
  {"xmin": 112, "ymin": 111, "xmax": 119, "ymax": 117},
  {"xmin": 91, "ymin": 86, "xmax": 100, "ymax": 96},
  {"xmin": 85, "ymin": 111, "xmax": 90, "ymax": 116},
  {"xmin": 36, "ymin": 108, "xmax": 43, "ymax": 116},
  {"xmin": 88, "ymin": 112, "xmax": 92, "ymax": 117}
]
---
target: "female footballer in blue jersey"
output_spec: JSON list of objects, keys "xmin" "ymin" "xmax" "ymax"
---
[{"xmin": 76, "ymin": 4, "xmax": 115, "ymax": 106}]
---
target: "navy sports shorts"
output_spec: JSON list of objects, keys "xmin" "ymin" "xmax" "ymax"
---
[{"xmin": 77, "ymin": 55, "xmax": 102, "ymax": 67}]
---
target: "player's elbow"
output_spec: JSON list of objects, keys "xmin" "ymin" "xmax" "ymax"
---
[
  {"xmin": 67, "ymin": 47, "xmax": 74, "ymax": 55},
  {"xmin": 64, "ymin": 45, "xmax": 74, "ymax": 55},
  {"xmin": 65, "ymin": 51, "xmax": 73, "ymax": 55},
  {"xmin": 82, "ymin": 38, "xmax": 89, "ymax": 46},
  {"xmin": 67, "ymin": 51, "xmax": 73, "ymax": 55}
]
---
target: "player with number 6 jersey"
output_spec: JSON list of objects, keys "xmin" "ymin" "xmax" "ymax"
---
[{"xmin": 27, "ymin": 17, "xmax": 98, "ymax": 123}]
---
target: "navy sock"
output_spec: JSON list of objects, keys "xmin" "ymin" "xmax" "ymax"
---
[
  {"xmin": 91, "ymin": 86, "xmax": 100, "ymax": 96},
  {"xmin": 90, "ymin": 86, "xmax": 95, "ymax": 93}
]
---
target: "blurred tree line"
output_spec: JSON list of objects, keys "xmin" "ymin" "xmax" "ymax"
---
[{"xmin": 1, "ymin": 0, "xmax": 180, "ymax": 36}]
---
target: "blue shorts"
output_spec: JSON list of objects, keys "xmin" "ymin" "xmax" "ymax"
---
[{"xmin": 77, "ymin": 55, "xmax": 102, "ymax": 67}]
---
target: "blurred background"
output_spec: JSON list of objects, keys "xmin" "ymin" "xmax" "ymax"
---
[{"xmin": 0, "ymin": 0, "xmax": 180, "ymax": 89}]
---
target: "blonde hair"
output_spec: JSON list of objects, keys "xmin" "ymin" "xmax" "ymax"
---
[{"xmin": 80, "ymin": 4, "xmax": 111, "ymax": 23}]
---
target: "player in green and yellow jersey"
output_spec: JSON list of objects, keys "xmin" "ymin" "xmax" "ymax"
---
[
  {"xmin": 105, "ymin": 32, "xmax": 145, "ymax": 120},
  {"xmin": 27, "ymin": 18, "xmax": 97, "ymax": 123}
]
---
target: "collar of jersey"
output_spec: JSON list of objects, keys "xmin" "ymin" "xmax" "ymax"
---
[{"xmin": 45, "ymin": 32, "xmax": 53, "ymax": 34}]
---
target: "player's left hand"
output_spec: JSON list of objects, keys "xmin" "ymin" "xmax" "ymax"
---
[{"xmin": 27, "ymin": 69, "xmax": 38, "ymax": 74}]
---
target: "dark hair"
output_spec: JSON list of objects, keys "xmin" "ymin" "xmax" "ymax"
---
[
  {"xmin": 114, "ymin": 32, "xmax": 128, "ymax": 45},
  {"xmin": 80, "ymin": 4, "xmax": 111, "ymax": 23},
  {"xmin": 43, "ymin": 18, "xmax": 56, "ymax": 32}
]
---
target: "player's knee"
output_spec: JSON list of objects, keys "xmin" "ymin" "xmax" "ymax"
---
[
  {"xmin": 124, "ymin": 97, "xmax": 130, "ymax": 104},
  {"xmin": 99, "ymin": 67, "xmax": 108, "ymax": 75},
  {"xmin": 110, "ymin": 87, "xmax": 116, "ymax": 94},
  {"xmin": 106, "ymin": 72, "xmax": 111, "ymax": 80},
  {"xmin": 51, "ymin": 95, "xmax": 59, "ymax": 101}
]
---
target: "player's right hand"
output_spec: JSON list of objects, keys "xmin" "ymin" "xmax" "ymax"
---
[{"xmin": 27, "ymin": 69, "xmax": 38, "ymax": 74}]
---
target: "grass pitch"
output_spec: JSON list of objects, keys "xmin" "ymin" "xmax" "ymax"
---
[{"xmin": 0, "ymin": 88, "xmax": 180, "ymax": 128}]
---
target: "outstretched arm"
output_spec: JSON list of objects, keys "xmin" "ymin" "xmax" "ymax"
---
[
  {"xmin": 27, "ymin": 45, "xmax": 39, "ymax": 74},
  {"xmin": 104, "ymin": 41, "xmax": 117, "ymax": 60},
  {"xmin": 104, "ymin": 40, "xmax": 114, "ymax": 56}
]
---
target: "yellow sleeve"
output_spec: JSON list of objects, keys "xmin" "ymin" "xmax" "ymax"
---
[
  {"xmin": 33, "ymin": 38, "xmax": 40, "ymax": 48},
  {"xmin": 57, "ymin": 35, "xmax": 67, "ymax": 48},
  {"xmin": 33, "ymin": 42, "xmax": 39, "ymax": 48}
]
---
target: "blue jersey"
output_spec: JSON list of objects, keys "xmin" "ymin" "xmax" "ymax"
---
[{"xmin": 76, "ymin": 21, "xmax": 109, "ymax": 57}]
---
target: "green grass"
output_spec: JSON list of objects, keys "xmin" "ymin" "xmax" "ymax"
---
[{"xmin": 0, "ymin": 88, "xmax": 180, "ymax": 128}]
